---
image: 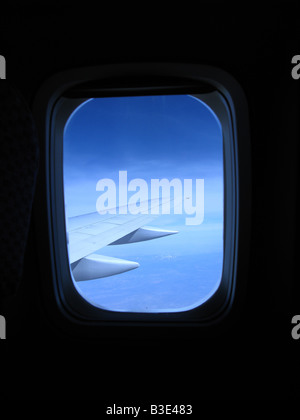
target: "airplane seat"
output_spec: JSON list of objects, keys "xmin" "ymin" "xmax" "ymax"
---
[{"xmin": 0, "ymin": 81, "xmax": 39, "ymax": 311}]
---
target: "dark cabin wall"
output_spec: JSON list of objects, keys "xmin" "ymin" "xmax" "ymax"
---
[{"xmin": 0, "ymin": 5, "xmax": 299, "ymax": 401}]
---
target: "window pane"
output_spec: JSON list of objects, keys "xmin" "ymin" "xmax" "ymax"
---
[{"xmin": 63, "ymin": 95, "xmax": 223, "ymax": 313}]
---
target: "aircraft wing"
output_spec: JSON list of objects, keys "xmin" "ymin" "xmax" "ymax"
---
[{"xmin": 67, "ymin": 198, "xmax": 178, "ymax": 281}]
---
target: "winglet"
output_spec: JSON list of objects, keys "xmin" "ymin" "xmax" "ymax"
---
[
  {"xmin": 71, "ymin": 254, "xmax": 139, "ymax": 282},
  {"xmin": 109, "ymin": 226, "xmax": 178, "ymax": 245}
]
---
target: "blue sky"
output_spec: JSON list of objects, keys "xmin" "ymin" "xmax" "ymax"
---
[{"xmin": 63, "ymin": 95, "xmax": 224, "ymax": 312}]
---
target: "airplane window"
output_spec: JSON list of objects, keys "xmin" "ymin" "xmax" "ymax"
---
[{"xmin": 63, "ymin": 95, "xmax": 224, "ymax": 313}]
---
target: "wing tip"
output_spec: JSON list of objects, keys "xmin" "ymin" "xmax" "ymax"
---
[{"xmin": 72, "ymin": 254, "xmax": 139, "ymax": 281}]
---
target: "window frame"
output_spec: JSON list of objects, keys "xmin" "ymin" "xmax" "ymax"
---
[{"xmin": 33, "ymin": 63, "xmax": 251, "ymax": 329}]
